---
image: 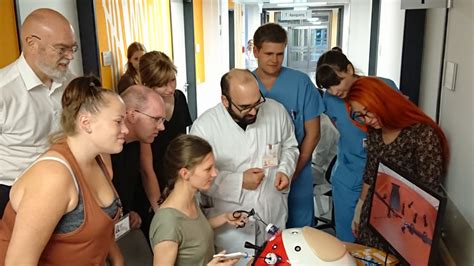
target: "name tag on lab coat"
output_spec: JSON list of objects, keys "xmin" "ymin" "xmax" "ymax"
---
[{"xmin": 263, "ymin": 143, "xmax": 280, "ymax": 168}]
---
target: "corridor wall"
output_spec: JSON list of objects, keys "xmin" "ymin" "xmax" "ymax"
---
[
  {"xmin": 95, "ymin": 0, "xmax": 173, "ymax": 89},
  {"xmin": 0, "ymin": 0, "xmax": 20, "ymax": 68}
]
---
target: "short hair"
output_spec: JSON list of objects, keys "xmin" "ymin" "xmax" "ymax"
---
[
  {"xmin": 60, "ymin": 76, "xmax": 117, "ymax": 137},
  {"xmin": 120, "ymin": 84, "xmax": 157, "ymax": 110},
  {"xmin": 139, "ymin": 51, "xmax": 177, "ymax": 88},
  {"xmin": 220, "ymin": 69, "xmax": 256, "ymax": 98},
  {"xmin": 253, "ymin": 23, "xmax": 287, "ymax": 49}
]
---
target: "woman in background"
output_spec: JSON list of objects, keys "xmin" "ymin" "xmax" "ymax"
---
[
  {"xmin": 347, "ymin": 77, "xmax": 449, "ymax": 249},
  {"xmin": 150, "ymin": 134, "xmax": 244, "ymax": 266},
  {"xmin": 0, "ymin": 76, "xmax": 127, "ymax": 265},
  {"xmin": 118, "ymin": 42, "xmax": 146, "ymax": 93},
  {"xmin": 315, "ymin": 47, "xmax": 398, "ymax": 242},
  {"xmin": 137, "ymin": 51, "xmax": 192, "ymax": 236}
]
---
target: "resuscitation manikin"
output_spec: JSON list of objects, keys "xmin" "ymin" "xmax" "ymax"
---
[{"xmin": 245, "ymin": 224, "xmax": 356, "ymax": 266}]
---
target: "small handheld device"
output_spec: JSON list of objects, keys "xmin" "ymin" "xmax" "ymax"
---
[{"xmin": 213, "ymin": 252, "xmax": 248, "ymax": 260}]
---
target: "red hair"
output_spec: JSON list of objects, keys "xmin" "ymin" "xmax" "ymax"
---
[{"xmin": 346, "ymin": 77, "xmax": 449, "ymax": 171}]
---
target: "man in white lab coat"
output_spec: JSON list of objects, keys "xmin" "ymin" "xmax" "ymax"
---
[{"xmin": 190, "ymin": 69, "xmax": 299, "ymax": 261}]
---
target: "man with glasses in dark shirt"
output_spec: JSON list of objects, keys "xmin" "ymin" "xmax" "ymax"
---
[
  {"xmin": 190, "ymin": 69, "xmax": 299, "ymax": 265},
  {"xmin": 110, "ymin": 85, "xmax": 165, "ymax": 239}
]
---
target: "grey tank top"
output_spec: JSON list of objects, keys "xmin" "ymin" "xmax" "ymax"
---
[{"xmin": 24, "ymin": 156, "xmax": 120, "ymax": 234}]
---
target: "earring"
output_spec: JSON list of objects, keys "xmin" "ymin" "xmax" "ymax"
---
[{"xmin": 85, "ymin": 128, "xmax": 92, "ymax": 134}]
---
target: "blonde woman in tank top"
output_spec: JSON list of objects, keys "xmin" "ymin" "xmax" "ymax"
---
[{"xmin": 0, "ymin": 77, "xmax": 128, "ymax": 265}]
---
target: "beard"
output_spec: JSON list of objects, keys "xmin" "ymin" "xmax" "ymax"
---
[
  {"xmin": 227, "ymin": 105, "xmax": 258, "ymax": 127},
  {"xmin": 36, "ymin": 58, "xmax": 69, "ymax": 83}
]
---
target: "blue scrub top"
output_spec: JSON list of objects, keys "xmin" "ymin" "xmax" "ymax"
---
[
  {"xmin": 323, "ymin": 93, "xmax": 366, "ymax": 189},
  {"xmin": 324, "ymin": 76, "xmax": 399, "ymax": 189},
  {"xmin": 254, "ymin": 67, "xmax": 324, "ymax": 144}
]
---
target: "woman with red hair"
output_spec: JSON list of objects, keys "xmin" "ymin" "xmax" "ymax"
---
[{"xmin": 347, "ymin": 77, "xmax": 449, "ymax": 249}]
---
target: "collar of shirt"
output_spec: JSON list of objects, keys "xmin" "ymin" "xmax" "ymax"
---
[{"xmin": 17, "ymin": 53, "xmax": 63, "ymax": 94}]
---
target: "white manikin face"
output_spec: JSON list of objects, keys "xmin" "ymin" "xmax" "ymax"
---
[{"xmin": 282, "ymin": 227, "xmax": 356, "ymax": 265}]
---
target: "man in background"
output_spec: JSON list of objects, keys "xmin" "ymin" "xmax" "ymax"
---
[
  {"xmin": 253, "ymin": 23, "xmax": 324, "ymax": 228},
  {"xmin": 0, "ymin": 8, "xmax": 77, "ymax": 216}
]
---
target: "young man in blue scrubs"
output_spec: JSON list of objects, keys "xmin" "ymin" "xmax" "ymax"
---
[{"xmin": 253, "ymin": 23, "xmax": 324, "ymax": 228}]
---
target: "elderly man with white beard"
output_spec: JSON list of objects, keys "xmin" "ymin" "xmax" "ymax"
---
[{"xmin": 0, "ymin": 8, "xmax": 76, "ymax": 216}]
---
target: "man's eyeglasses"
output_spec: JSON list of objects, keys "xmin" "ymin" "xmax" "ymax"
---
[
  {"xmin": 31, "ymin": 35, "xmax": 78, "ymax": 56},
  {"xmin": 351, "ymin": 109, "xmax": 373, "ymax": 124},
  {"xmin": 134, "ymin": 109, "xmax": 166, "ymax": 124},
  {"xmin": 228, "ymin": 91, "xmax": 266, "ymax": 113}
]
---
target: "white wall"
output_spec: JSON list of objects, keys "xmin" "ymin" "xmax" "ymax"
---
[
  {"xmin": 376, "ymin": 0, "xmax": 404, "ymax": 87},
  {"xmin": 245, "ymin": 4, "xmax": 261, "ymax": 42},
  {"xmin": 17, "ymin": 0, "xmax": 83, "ymax": 76},
  {"xmin": 437, "ymin": 0, "xmax": 474, "ymax": 228},
  {"xmin": 170, "ymin": 0, "xmax": 188, "ymax": 98},
  {"xmin": 345, "ymin": 0, "xmax": 372, "ymax": 75},
  {"xmin": 419, "ymin": 8, "xmax": 446, "ymax": 120},
  {"xmin": 197, "ymin": 0, "xmax": 230, "ymax": 116}
]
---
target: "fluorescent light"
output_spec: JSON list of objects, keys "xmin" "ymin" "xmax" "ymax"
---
[{"xmin": 277, "ymin": 2, "xmax": 328, "ymax": 7}]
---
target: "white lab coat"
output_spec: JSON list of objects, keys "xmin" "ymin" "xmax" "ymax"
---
[{"xmin": 190, "ymin": 99, "xmax": 299, "ymax": 260}]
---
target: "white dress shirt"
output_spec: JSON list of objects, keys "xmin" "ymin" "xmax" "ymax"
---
[{"xmin": 0, "ymin": 54, "xmax": 73, "ymax": 186}]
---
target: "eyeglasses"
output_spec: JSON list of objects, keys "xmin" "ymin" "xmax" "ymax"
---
[
  {"xmin": 134, "ymin": 109, "xmax": 166, "ymax": 124},
  {"xmin": 228, "ymin": 91, "xmax": 266, "ymax": 113},
  {"xmin": 31, "ymin": 35, "xmax": 78, "ymax": 56},
  {"xmin": 351, "ymin": 109, "xmax": 373, "ymax": 124}
]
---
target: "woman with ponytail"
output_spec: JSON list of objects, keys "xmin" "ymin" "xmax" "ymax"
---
[
  {"xmin": 0, "ymin": 76, "xmax": 127, "ymax": 265},
  {"xmin": 149, "ymin": 135, "xmax": 245, "ymax": 266},
  {"xmin": 315, "ymin": 47, "xmax": 399, "ymax": 242},
  {"xmin": 347, "ymin": 77, "xmax": 449, "ymax": 249}
]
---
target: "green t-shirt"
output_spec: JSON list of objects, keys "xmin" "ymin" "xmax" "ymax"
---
[{"xmin": 149, "ymin": 207, "xmax": 215, "ymax": 266}]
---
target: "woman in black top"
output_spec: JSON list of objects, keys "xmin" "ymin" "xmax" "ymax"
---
[
  {"xmin": 137, "ymin": 51, "xmax": 192, "ymax": 236},
  {"xmin": 117, "ymin": 42, "xmax": 146, "ymax": 94}
]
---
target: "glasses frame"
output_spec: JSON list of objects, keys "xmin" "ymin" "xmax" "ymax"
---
[
  {"xmin": 30, "ymin": 35, "xmax": 78, "ymax": 56},
  {"xmin": 134, "ymin": 109, "xmax": 166, "ymax": 124},
  {"xmin": 351, "ymin": 109, "xmax": 373, "ymax": 124},
  {"xmin": 227, "ymin": 91, "xmax": 266, "ymax": 113}
]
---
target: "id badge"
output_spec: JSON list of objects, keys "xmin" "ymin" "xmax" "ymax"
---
[
  {"xmin": 262, "ymin": 143, "xmax": 280, "ymax": 168},
  {"xmin": 115, "ymin": 213, "xmax": 131, "ymax": 240}
]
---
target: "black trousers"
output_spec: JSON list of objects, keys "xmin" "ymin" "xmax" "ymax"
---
[{"xmin": 0, "ymin": 184, "xmax": 12, "ymax": 218}]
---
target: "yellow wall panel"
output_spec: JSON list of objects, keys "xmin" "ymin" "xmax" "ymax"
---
[
  {"xmin": 193, "ymin": 0, "xmax": 205, "ymax": 84},
  {"xmin": 0, "ymin": 0, "xmax": 20, "ymax": 68},
  {"xmin": 95, "ymin": 0, "xmax": 173, "ymax": 90}
]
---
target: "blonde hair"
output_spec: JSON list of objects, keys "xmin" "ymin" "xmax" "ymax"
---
[
  {"xmin": 51, "ymin": 76, "xmax": 117, "ymax": 143},
  {"xmin": 139, "ymin": 51, "xmax": 177, "ymax": 88}
]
